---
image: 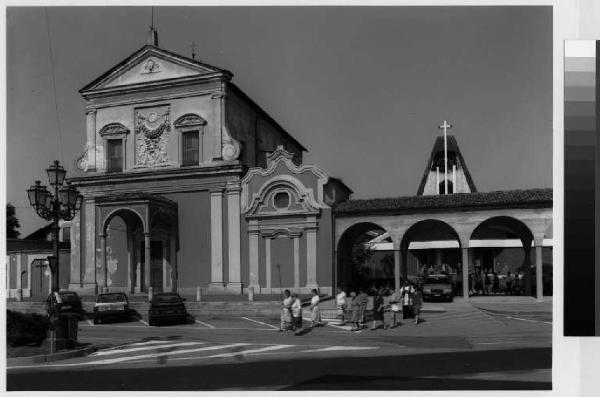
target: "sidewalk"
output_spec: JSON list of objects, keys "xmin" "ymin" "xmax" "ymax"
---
[{"xmin": 467, "ymin": 296, "xmax": 552, "ymax": 315}]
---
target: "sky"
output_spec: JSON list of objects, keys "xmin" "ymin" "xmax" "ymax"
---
[{"xmin": 5, "ymin": 6, "xmax": 552, "ymax": 236}]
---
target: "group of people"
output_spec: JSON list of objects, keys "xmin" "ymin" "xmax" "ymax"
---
[
  {"xmin": 279, "ymin": 282, "xmax": 426, "ymax": 334},
  {"xmin": 468, "ymin": 270, "xmax": 524, "ymax": 296},
  {"xmin": 279, "ymin": 289, "xmax": 324, "ymax": 333}
]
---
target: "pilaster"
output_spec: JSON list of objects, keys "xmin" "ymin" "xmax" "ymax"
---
[
  {"xmin": 86, "ymin": 109, "xmax": 97, "ymax": 171},
  {"xmin": 226, "ymin": 185, "xmax": 243, "ymax": 293},
  {"xmin": 209, "ymin": 188, "xmax": 225, "ymax": 290},
  {"xmin": 211, "ymin": 92, "xmax": 224, "ymax": 160},
  {"xmin": 305, "ymin": 216, "xmax": 318, "ymax": 291},
  {"xmin": 293, "ymin": 236, "xmax": 300, "ymax": 292},
  {"xmin": 248, "ymin": 227, "xmax": 260, "ymax": 291}
]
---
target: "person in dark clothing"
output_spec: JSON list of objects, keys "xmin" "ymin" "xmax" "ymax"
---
[
  {"xmin": 370, "ymin": 289, "xmax": 385, "ymax": 330},
  {"xmin": 492, "ymin": 272, "xmax": 500, "ymax": 294}
]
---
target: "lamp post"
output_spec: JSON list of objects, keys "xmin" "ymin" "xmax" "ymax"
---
[{"xmin": 27, "ymin": 160, "xmax": 82, "ymax": 292}]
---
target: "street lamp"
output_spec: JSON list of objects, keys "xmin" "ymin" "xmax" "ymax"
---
[{"xmin": 27, "ymin": 160, "xmax": 82, "ymax": 292}]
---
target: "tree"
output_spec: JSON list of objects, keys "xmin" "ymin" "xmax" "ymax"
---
[{"xmin": 6, "ymin": 203, "xmax": 21, "ymax": 238}]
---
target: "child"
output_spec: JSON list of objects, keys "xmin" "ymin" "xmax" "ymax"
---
[
  {"xmin": 279, "ymin": 289, "xmax": 293, "ymax": 332},
  {"xmin": 291, "ymin": 293, "xmax": 303, "ymax": 332}
]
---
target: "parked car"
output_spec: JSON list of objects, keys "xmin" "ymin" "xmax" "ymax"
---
[
  {"xmin": 46, "ymin": 290, "xmax": 84, "ymax": 319},
  {"xmin": 93, "ymin": 292, "xmax": 131, "ymax": 324},
  {"xmin": 148, "ymin": 292, "xmax": 189, "ymax": 326},
  {"xmin": 422, "ymin": 274, "xmax": 454, "ymax": 302}
]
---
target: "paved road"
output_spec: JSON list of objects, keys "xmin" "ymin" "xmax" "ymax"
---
[{"xmin": 7, "ymin": 305, "xmax": 552, "ymax": 390}]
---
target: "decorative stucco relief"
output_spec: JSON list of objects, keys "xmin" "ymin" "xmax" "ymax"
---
[{"xmin": 135, "ymin": 107, "xmax": 171, "ymax": 167}]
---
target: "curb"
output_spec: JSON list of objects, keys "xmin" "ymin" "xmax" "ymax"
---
[
  {"xmin": 7, "ymin": 345, "xmax": 97, "ymax": 367},
  {"xmin": 473, "ymin": 307, "xmax": 552, "ymax": 316}
]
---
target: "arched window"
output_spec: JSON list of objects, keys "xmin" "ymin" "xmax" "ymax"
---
[
  {"xmin": 439, "ymin": 180, "xmax": 454, "ymax": 195},
  {"xmin": 174, "ymin": 113, "xmax": 207, "ymax": 166}
]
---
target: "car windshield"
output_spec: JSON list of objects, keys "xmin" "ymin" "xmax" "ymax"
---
[
  {"xmin": 59, "ymin": 292, "xmax": 79, "ymax": 302},
  {"xmin": 425, "ymin": 276, "xmax": 450, "ymax": 284},
  {"xmin": 153, "ymin": 294, "xmax": 182, "ymax": 304},
  {"xmin": 98, "ymin": 294, "xmax": 127, "ymax": 303}
]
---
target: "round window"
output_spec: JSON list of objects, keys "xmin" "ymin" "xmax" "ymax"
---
[{"xmin": 273, "ymin": 191, "xmax": 290, "ymax": 209}]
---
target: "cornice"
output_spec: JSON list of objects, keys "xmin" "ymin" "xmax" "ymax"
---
[
  {"xmin": 81, "ymin": 74, "xmax": 229, "ymax": 100},
  {"xmin": 85, "ymin": 88, "xmax": 218, "ymax": 110}
]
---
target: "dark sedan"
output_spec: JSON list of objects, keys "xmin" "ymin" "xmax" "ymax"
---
[
  {"xmin": 422, "ymin": 274, "xmax": 454, "ymax": 302},
  {"xmin": 148, "ymin": 292, "xmax": 189, "ymax": 326}
]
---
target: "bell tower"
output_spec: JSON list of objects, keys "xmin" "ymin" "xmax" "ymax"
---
[{"xmin": 416, "ymin": 130, "xmax": 476, "ymax": 195}]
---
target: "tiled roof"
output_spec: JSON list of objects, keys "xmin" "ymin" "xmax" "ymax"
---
[{"xmin": 334, "ymin": 188, "xmax": 552, "ymax": 215}]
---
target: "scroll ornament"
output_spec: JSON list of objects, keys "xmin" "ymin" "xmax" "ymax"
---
[{"xmin": 221, "ymin": 126, "xmax": 242, "ymax": 161}]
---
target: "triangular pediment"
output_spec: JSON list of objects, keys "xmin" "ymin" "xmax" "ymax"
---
[{"xmin": 81, "ymin": 45, "xmax": 230, "ymax": 93}]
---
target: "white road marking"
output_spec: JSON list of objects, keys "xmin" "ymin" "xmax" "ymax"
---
[
  {"xmin": 474, "ymin": 342, "xmax": 515, "ymax": 345},
  {"xmin": 506, "ymin": 316, "xmax": 552, "ymax": 325},
  {"xmin": 300, "ymin": 346, "xmax": 379, "ymax": 353},
  {"xmin": 204, "ymin": 344, "xmax": 293, "ymax": 359},
  {"xmin": 122, "ymin": 344, "xmax": 295, "ymax": 365},
  {"xmin": 241, "ymin": 316, "xmax": 279, "ymax": 330},
  {"xmin": 95, "ymin": 340, "xmax": 172, "ymax": 352},
  {"xmin": 92, "ymin": 342, "xmax": 206, "ymax": 356},
  {"xmin": 83, "ymin": 343, "xmax": 252, "ymax": 365},
  {"xmin": 325, "ymin": 323, "xmax": 352, "ymax": 331},
  {"xmin": 195, "ymin": 319, "xmax": 215, "ymax": 329},
  {"xmin": 139, "ymin": 319, "xmax": 149, "ymax": 326}
]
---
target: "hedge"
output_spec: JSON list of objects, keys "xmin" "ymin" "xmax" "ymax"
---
[{"xmin": 6, "ymin": 310, "xmax": 49, "ymax": 347}]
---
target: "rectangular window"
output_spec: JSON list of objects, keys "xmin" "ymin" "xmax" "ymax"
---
[
  {"xmin": 182, "ymin": 131, "xmax": 200, "ymax": 166},
  {"xmin": 107, "ymin": 139, "xmax": 123, "ymax": 172}
]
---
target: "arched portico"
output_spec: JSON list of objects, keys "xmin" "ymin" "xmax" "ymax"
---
[
  {"xmin": 96, "ymin": 193, "xmax": 178, "ymax": 295},
  {"xmin": 336, "ymin": 222, "xmax": 392, "ymax": 293},
  {"xmin": 334, "ymin": 189, "xmax": 553, "ymax": 300},
  {"xmin": 399, "ymin": 219, "xmax": 462, "ymax": 291}
]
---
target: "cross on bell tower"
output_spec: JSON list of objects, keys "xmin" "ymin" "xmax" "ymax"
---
[
  {"xmin": 416, "ymin": 120, "xmax": 477, "ymax": 196},
  {"xmin": 438, "ymin": 120, "xmax": 453, "ymax": 194}
]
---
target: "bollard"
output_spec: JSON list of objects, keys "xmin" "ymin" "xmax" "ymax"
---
[
  {"xmin": 248, "ymin": 286, "xmax": 255, "ymax": 302},
  {"xmin": 196, "ymin": 286, "xmax": 202, "ymax": 302},
  {"xmin": 16, "ymin": 288, "xmax": 23, "ymax": 302},
  {"xmin": 148, "ymin": 286, "xmax": 153, "ymax": 302}
]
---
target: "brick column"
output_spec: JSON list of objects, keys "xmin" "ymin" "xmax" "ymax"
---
[
  {"xmin": 535, "ymin": 243, "xmax": 543, "ymax": 301},
  {"xmin": 462, "ymin": 247, "xmax": 470, "ymax": 300},
  {"xmin": 393, "ymin": 243, "xmax": 400, "ymax": 291}
]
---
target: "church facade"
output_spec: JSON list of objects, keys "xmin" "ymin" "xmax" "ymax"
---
[
  {"xmin": 65, "ymin": 36, "xmax": 552, "ymax": 299},
  {"xmin": 68, "ymin": 38, "xmax": 351, "ymax": 297}
]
